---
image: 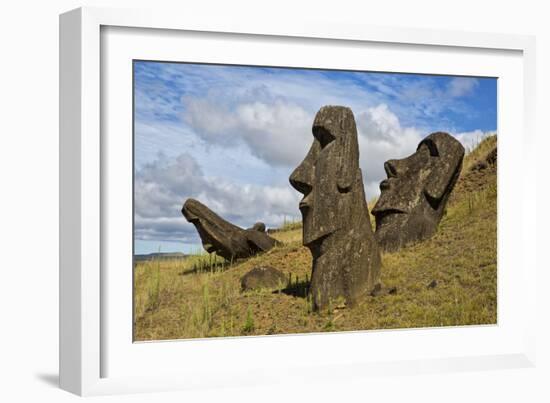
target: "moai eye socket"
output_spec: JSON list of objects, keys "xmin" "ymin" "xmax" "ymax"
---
[
  {"xmin": 312, "ymin": 126, "xmax": 335, "ymax": 149},
  {"xmin": 418, "ymin": 138, "xmax": 439, "ymax": 157}
]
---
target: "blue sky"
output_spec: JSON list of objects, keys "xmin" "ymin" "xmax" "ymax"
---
[{"xmin": 133, "ymin": 61, "xmax": 497, "ymax": 255}]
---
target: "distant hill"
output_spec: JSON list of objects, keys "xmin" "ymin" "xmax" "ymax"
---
[{"xmin": 134, "ymin": 252, "xmax": 188, "ymax": 262}]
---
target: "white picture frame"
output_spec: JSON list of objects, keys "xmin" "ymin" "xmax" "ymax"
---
[{"xmin": 59, "ymin": 6, "xmax": 537, "ymax": 396}]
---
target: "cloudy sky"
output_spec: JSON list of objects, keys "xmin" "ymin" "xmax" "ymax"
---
[{"xmin": 133, "ymin": 61, "xmax": 497, "ymax": 254}]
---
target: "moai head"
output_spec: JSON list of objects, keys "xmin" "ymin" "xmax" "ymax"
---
[
  {"xmin": 371, "ymin": 132, "xmax": 465, "ymax": 251},
  {"xmin": 181, "ymin": 198, "xmax": 239, "ymax": 258},
  {"xmin": 289, "ymin": 105, "xmax": 361, "ymax": 246}
]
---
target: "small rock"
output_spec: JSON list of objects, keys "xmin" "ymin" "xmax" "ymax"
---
[
  {"xmin": 485, "ymin": 147, "xmax": 497, "ymax": 165},
  {"xmin": 471, "ymin": 161, "xmax": 487, "ymax": 171},
  {"xmin": 427, "ymin": 280, "xmax": 438, "ymax": 289},
  {"xmin": 240, "ymin": 266, "xmax": 287, "ymax": 291},
  {"xmin": 334, "ymin": 302, "xmax": 347, "ymax": 310},
  {"xmin": 247, "ymin": 222, "xmax": 266, "ymax": 232},
  {"xmin": 370, "ymin": 284, "xmax": 397, "ymax": 296},
  {"xmin": 370, "ymin": 283, "xmax": 384, "ymax": 297}
]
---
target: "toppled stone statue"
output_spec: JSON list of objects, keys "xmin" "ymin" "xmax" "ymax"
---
[
  {"xmin": 289, "ymin": 105, "xmax": 381, "ymax": 310},
  {"xmin": 181, "ymin": 199, "xmax": 279, "ymax": 261},
  {"xmin": 371, "ymin": 132, "xmax": 465, "ymax": 252},
  {"xmin": 240, "ymin": 266, "xmax": 287, "ymax": 291}
]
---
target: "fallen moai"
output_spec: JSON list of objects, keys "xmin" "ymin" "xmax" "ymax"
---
[{"xmin": 181, "ymin": 198, "xmax": 279, "ymax": 261}]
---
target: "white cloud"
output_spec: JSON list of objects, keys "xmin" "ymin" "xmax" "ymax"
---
[
  {"xmin": 184, "ymin": 86, "xmax": 435, "ymax": 184},
  {"xmin": 452, "ymin": 129, "xmax": 496, "ymax": 152},
  {"xmin": 134, "ymin": 152, "xmax": 301, "ymax": 243},
  {"xmin": 182, "ymin": 93, "xmax": 426, "ymax": 199},
  {"xmin": 183, "ymin": 96, "xmax": 312, "ymax": 166},
  {"xmin": 447, "ymin": 77, "xmax": 479, "ymax": 98},
  {"xmin": 356, "ymin": 104, "xmax": 423, "ymax": 197}
]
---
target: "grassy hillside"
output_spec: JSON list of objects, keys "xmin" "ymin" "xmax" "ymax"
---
[{"xmin": 134, "ymin": 135, "xmax": 497, "ymax": 341}]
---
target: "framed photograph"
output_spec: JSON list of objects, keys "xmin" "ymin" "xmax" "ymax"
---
[{"xmin": 60, "ymin": 6, "xmax": 537, "ymax": 396}]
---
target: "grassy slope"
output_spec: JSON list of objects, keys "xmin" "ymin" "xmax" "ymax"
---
[{"xmin": 134, "ymin": 136, "xmax": 497, "ymax": 341}]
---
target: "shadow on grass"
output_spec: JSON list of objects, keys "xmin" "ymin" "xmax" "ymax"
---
[
  {"xmin": 178, "ymin": 264, "xmax": 231, "ymax": 277},
  {"xmin": 278, "ymin": 279, "xmax": 310, "ymax": 298}
]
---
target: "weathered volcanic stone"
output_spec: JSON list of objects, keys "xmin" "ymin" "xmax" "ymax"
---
[
  {"xmin": 240, "ymin": 266, "xmax": 287, "ymax": 291},
  {"xmin": 471, "ymin": 145, "xmax": 497, "ymax": 171},
  {"xmin": 371, "ymin": 132, "xmax": 465, "ymax": 252},
  {"xmin": 289, "ymin": 105, "xmax": 381, "ymax": 310},
  {"xmin": 486, "ymin": 146, "xmax": 497, "ymax": 165},
  {"xmin": 247, "ymin": 222, "xmax": 266, "ymax": 232},
  {"xmin": 181, "ymin": 199, "xmax": 279, "ymax": 261}
]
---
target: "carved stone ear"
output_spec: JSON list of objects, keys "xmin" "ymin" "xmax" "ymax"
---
[
  {"xmin": 423, "ymin": 132, "xmax": 465, "ymax": 201},
  {"xmin": 336, "ymin": 111, "xmax": 360, "ymax": 192}
]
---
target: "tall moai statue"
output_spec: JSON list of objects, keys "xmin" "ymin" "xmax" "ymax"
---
[
  {"xmin": 371, "ymin": 132, "xmax": 465, "ymax": 251},
  {"xmin": 289, "ymin": 106, "xmax": 381, "ymax": 310}
]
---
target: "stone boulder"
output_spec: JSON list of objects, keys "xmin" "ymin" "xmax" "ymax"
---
[
  {"xmin": 240, "ymin": 266, "xmax": 287, "ymax": 291},
  {"xmin": 471, "ymin": 144, "xmax": 497, "ymax": 171}
]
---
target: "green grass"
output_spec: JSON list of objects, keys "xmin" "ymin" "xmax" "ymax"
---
[
  {"xmin": 242, "ymin": 306, "xmax": 255, "ymax": 333},
  {"xmin": 133, "ymin": 137, "xmax": 497, "ymax": 341}
]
